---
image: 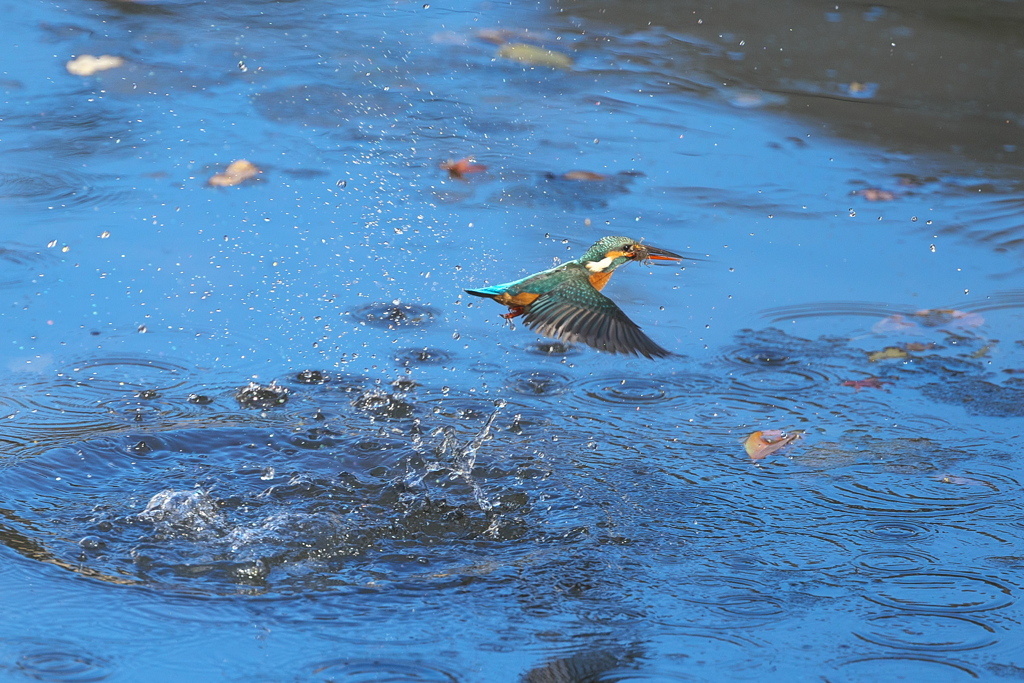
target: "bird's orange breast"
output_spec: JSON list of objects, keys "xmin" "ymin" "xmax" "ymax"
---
[{"xmin": 588, "ymin": 270, "xmax": 614, "ymax": 291}]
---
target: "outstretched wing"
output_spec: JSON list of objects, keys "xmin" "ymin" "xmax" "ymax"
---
[{"xmin": 521, "ymin": 277, "xmax": 672, "ymax": 358}]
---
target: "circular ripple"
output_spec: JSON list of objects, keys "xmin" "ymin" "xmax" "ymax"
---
[
  {"xmin": 351, "ymin": 302, "xmax": 438, "ymax": 329},
  {"xmin": 506, "ymin": 370, "xmax": 572, "ymax": 396},
  {"xmin": 519, "ymin": 340, "xmax": 584, "ymax": 357},
  {"xmin": 58, "ymin": 355, "xmax": 194, "ymax": 394},
  {"xmin": 854, "ymin": 550, "xmax": 938, "ymax": 573},
  {"xmin": 0, "ymin": 242, "xmax": 57, "ymax": 289},
  {"xmin": 830, "ymin": 655, "xmax": 978, "ymax": 682},
  {"xmin": 573, "ymin": 374, "xmax": 718, "ymax": 409},
  {"xmin": 16, "ymin": 647, "xmax": 112, "ymax": 683},
  {"xmin": 866, "ymin": 572, "xmax": 1015, "ymax": 613},
  {"xmin": 309, "ymin": 658, "xmax": 459, "ymax": 682},
  {"xmin": 396, "ymin": 347, "xmax": 454, "ymax": 366},
  {"xmin": 855, "ymin": 613, "xmax": 997, "ymax": 651},
  {"xmin": 0, "ymin": 169, "xmax": 131, "ymax": 209},
  {"xmin": 718, "ymin": 530, "xmax": 849, "ymax": 572},
  {"xmin": 811, "ymin": 468, "xmax": 1011, "ymax": 518},
  {"xmin": 861, "ymin": 520, "xmax": 935, "ymax": 542}
]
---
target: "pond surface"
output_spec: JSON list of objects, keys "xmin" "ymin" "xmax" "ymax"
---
[{"xmin": 2, "ymin": 0, "xmax": 1024, "ymax": 680}]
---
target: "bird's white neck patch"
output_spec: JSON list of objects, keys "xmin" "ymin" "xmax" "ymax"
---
[{"xmin": 585, "ymin": 255, "xmax": 616, "ymax": 272}]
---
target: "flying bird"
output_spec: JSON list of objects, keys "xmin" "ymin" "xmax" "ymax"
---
[{"xmin": 465, "ymin": 235, "xmax": 682, "ymax": 358}]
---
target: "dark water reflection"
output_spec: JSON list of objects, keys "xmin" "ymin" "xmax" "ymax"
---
[{"xmin": 2, "ymin": 0, "xmax": 1024, "ymax": 680}]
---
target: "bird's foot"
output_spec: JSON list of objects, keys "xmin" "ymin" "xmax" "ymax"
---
[{"xmin": 501, "ymin": 306, "xmax": 524, "ymax": 330}]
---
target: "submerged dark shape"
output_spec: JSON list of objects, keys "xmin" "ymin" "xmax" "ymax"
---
[{"xmin": 466, "ymin": 236, "xmax": 682, "ymax": 358}]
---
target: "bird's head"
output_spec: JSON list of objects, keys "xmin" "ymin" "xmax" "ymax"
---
[{"xmin": 578, "ymin": 236, "xmax": 683, "ymax": 273}]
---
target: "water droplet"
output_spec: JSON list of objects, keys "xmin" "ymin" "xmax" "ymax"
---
[
  {"xmin": 100, "ymin": 231, "xmax": 110, "ymax": 238},
  {"xmin": 930, "ymin": 244, "xmax": 936, "ymax": 252},
  {"xmin": 441, "ymin": 386, "xmax": 450, "ymax": 395},
  {"xmin": 79, "ymin": 535, "xmax": 104, "ymax": 550},
  {"xmin": 493, "ymin": 398, "xmax": 507, "ymax": 408},
  {"xmin": 849, "ymin": 210, "xmax": 857, "ymax": 217},
  {"xmin": 911, "ymin": 216, "xmax": 918, "ymax": 222},
  {"xmin": 47, "ymin": 240, "xmax": 57, "ymax": 248},
  {"xmin": 452, "ymin": 331, "xmax": 461, "ymax": 340},
  {"xmin": 336, "ymin": 180, "xmax": 347, "ymax": 188},
  {"xmin": 423, "ymin": 2, "xmax": 430, "ymax": 7},
  {"xmin": 260, "ymin": 466, "xmax": 276, "ymax": 481},
  {"xmin": 137, "ymin": 325, "xmax": 147, "ymax": 333},
  {"xmin": 61, "ymin": 245, "xmax": 70, "ymax": 252},
  {"xmin": 926, "ymin": 220, "xmax": 933, "ymax": 225}
]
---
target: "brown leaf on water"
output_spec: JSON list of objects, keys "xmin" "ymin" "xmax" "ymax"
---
[
  {"xmin": 66, "ymin": 54, "xmax": 124, "ymax": 76},
  {"xmin": 561, "ymin": 170, "xmax": 607, "ymax": 181},
  {"xmin": 208, "ymin": 160, "xmax": 262, "ymax": 187},
  {"xmin": 744, "ymin": 429, "xmax": 802, "ymax": 460},
  {"xmin": 903, "ymin": 342, "xmax": 938, "ymax": 352},
  {"xmin": 855, "ymin": 188, "xmax": 896, "ymax": 201},
  {"xmin": 867, "ymin": 346, "xmax": 909, "ymax": 362},
  {"xmin": 841, "ymin": 377, "xmax": 893, "ymax": 391},
  {"xmin": 497, "ymin": 43, "xmax": 573, "ymax": 69},
  {"xmin": 440, "ymin": 157, "xmax": 487, "ymax": 179}
]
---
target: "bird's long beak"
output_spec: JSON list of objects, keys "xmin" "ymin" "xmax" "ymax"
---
[{"xmin": 641, "ymin": 244, "xmax": 684, "ymax": 262}]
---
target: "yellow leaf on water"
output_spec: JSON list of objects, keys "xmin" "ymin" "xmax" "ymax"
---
[
  {"xmin": 497, "ymin": 44, "xmax": 573, "ymax": 69},
  {"xmin": 208, "ymin": 160, "xmax": 262, "ymax": 187},
  {"xmin": 867, "ymin": 346, "xmax": 909, "ymax": 362},
  {"xmin": 743, "ymin": 429, "xmax": 802, "ymax": 461},
  {"xmin": 66, "ymin": 54, "xmax": 125, "ymax": 76}
]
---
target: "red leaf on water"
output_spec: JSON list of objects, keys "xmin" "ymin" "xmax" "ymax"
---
[
  {"xmin": 841, "ymin": 377, "xmax": 892, "ymax": 391},
  {"xmin": 441, "ymin": 157, "xmax": 487, "ymax": 179}
]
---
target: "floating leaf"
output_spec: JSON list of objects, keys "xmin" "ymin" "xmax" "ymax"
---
[
  {"xmin": 970, "ymin": 342, "xmax": 995, "ymax": 359},
  {"xmin": 561, "ymin": 170, "xmax": 607, "ymax": 181},
  {"xmin": 66, "ymin": 54, "xmax": 124, "ymax": 76},
  {"xmin": 867, "ymin": 346, "xmax": 909, "ymax": 362},
  {"xmin": 440, "ymin": 157, "xmax": 487, "ymax": 179},
  {"xmin": 936, "ymin": 474, "xmax": 989, "ymax": 487},
  {"xmin": 903, "ymin": 342, "xmax": 938, "ymax": 352},
  {"xmin": 874, "ymin": 309, "xmax": 985, "ymax": 335},
  {"xmin": 872, "ymin": 314, "xmax": 917, "ymax": 333},
  {"xmin": 855, "ymin": 188, "xmax": 896, "ymax": 201},
  {"xmin": 912, "ymin": 308, "xmax": 984, "ymax": 328},
  {"xmin": 841, "ymin": 377, "xmax": 892, "ymax": 391},
  {"xmin": 744, "ymin": 429, "xmax": 802, "ymax": 460},
  {"xmin": 477, "ymin": 28, "xmax": 555, "ymax": 46},
  {"xmin": 208, "ymin": 159, "xmax": 262, "ymax": 187},
  {"xmin": 497, "ymin": 43, "xmax": 573, "ymax": 69}
]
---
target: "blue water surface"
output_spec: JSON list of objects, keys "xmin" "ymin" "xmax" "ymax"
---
[{"xmin": 2, "ymin": 0, "xmax": 1024, "ymax": 681}]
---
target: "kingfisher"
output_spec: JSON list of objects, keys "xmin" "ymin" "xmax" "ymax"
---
[{"xmin": 465, "ymin": 235, "xmax": 682, "ymax": 358}]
